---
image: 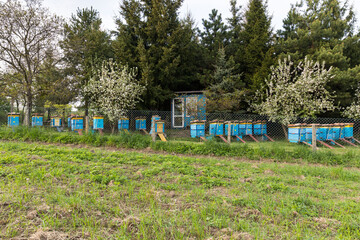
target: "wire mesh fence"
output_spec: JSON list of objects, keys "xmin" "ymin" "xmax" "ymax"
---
[{"xmin": 1, "ymin": 106, "xmax": 360, "ymax": 140}]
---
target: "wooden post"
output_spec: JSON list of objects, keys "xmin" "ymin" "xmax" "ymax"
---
[
  {"xmin": 151, "ymin": 119, "xmax": 156, "ymax": 142},
  {"xmin": 227, "ymin": 121, "xmax": 231, "ymax": 144},
  {"xmin": 312, "ymin": 124, "xmax": 317, "ymax": 152}
]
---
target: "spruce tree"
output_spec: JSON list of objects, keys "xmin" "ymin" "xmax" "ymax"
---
[
  {"xmin": 199, "ymin": 9, "xmax": 230, "ymax": 87},
  {"xmin": 239, "ymin": 0, "xmax": 273, "ymax": 90},
  {"xmin": 226, "ymin": 0, "xmax": 243, "ymax": 73},
  {"xmin": 205, "ymin": 48, "xmax": 246, "ymax": 112}
]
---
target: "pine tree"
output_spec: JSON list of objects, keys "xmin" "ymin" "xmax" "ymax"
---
[
  {"xmin": 200, "ymin": 9, "xmax": 229, "ymax": 56},
  {"xmin": 112, "ymin": 0, "xmax": 143, "ymax": 69},
  {"xmin": 226, "ymin": 0, "xmax": 243, "ymax": 73},
  {"xmin": 60, "ymin": 7, "xmax": 112, "ymax": 114},
  {"xmin": 238, "ymin": 0, "xmax": 273, "ymax": 90}
]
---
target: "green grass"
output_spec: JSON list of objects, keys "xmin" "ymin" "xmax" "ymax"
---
[
  {"xmin": 1, "ymin": 141, "xmax": 360, "ymax": 239},
  {"xmin": 1, "ymin": 126, "xmax": 360, "ymax": 168}
]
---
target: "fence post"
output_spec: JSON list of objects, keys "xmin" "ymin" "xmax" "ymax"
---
[
  {"xmin": 312, "ymin": 124, "xmax": 317, "ymax": 152},
  {"xmin": 227, "ymin": 121, "xmax": 231, "ymax": 144},
  {"xmin": 151, "ymin": 119, "xmax": 156, "ymax": 142}
]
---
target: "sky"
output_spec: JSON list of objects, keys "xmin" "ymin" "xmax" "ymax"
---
[{"xmin": 42, "ymin": 0, "xmax": 360, "ymax": 32}]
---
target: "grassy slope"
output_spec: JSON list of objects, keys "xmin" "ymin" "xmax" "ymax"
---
[{"xmin": 1, "ymin": 141, "xmax": 360, "ymax": 239}]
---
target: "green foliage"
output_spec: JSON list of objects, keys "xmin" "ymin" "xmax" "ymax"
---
[
  {"xmin": 113, "ymin": 0, "xmax": 204, "ymax": 110},
  {"xmin": 205, "ymin": 48, "xmax": 246, "ymax": 112},
  {"xmin": 276, "ymin": 0, "xmax": 357, "ymax": 114},
  {"xmin": 240, "ymin": 0, "xmax": 273, "ymax": 90},
  {"xmin": 60, "ymin": 7, "xmax": 113, "ymax": 111},
  {"xmin": 200, "ymin": 9, "xmax": 229, "ymax": 60},
  {"xmin": 34, "ymin": 54, "xmax": 76, "ymax": 109}
]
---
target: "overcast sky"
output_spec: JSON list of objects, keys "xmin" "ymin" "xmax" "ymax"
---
[{"xmin": 42, "ymin": 0, "xmax": 360, "ymax": 32}]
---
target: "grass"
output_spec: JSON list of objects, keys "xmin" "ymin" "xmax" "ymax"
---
[
  {"xmin": 1, "ymin": 126, "xmax": 360, "ymax": 168},
  {"xmin": 1, "ymin": 141, "xmax": 360, "ymax": 239}
]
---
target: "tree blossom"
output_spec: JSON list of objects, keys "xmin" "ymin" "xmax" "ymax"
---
[
  {"xmin": 85, "ymin": 60, "xmax": 145, "ymax": 123},
  {"xmin": 251, "ymin": 56, "xmax": 335, "ymax": 131},
  {"xmin": 343, "ymin": 87, "xmax": 360, "ymax": 119}
]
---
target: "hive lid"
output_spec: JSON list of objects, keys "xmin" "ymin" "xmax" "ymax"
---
[
  {"xmin": 135, "ymin": 116, "xmax": 146, "ymax": 120},
  {"xmin": 209, "ymin": 119, "xmax": 224, "ymax": 123},
  {"xmin": 71, "ymin": 115, "xmax": 84, "ymax": 119}
]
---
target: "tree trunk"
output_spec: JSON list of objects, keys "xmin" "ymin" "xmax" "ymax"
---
[
  {"xmin": 48, "ymin": 108, "xmax": 51, "ymax": 121},
  {"xmin": 10, "ymin": 98, "xmax": 14, "ymax": 112},
  {"xmin": 282, "ymin": 124, "xmax": 288, "ymax": 139},
  {"xmin": 111, "ymin": 122, "xmax": 115, "ymax": 134},
  {"xmin": 24, "ymin": 89, "xmax": 32, "ymax": 127},
  {"xmin": 85, "ymin": 98, "xmax": 89, "ymax": 117}
]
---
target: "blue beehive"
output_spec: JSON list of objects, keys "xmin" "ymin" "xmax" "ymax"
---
[
  {"xmin": 32, "ymin": 114, "xmax": 43, "ymax": 127},
  {"xmin": 304, "ymin": 124, "xmax": 323, "ymax": 144},
  {"xmin": 299, "ymin": 124, "xmax": 307, "ymax": 142},
  {"xmin": 317, "ymin": 125, "xmax": 328, "ymax": 141},
  {"xmin": 93, "ymin": 116, "xmax": 104, "ymax": 130},
  {"xmin": 209, "ymin": 120, "xmax": 224, "ymax": 136},
  {"xmin": 50, "ymin": 116, "xmax": 62, "ymax": 127},
  {"xmin": 339, "ymin": 124, "xmax": 346, "ymax": 139},
  {"xmin": 225, "ymin": 121, "xmax": 239, "ymax": 136},
  {"xmin": 71, "ymin": 116, "xmax": 84, "ymax": 131},
  {"xmin": 326, "ymin": 124, "xmax": 335, "ymax": 141},
  {"xmin": 261, "ymin": 121, "xmax": 267, "ymax": 135},
  {"xmin": 239, "ymin": 121, "xmax": 247, "ymax": 136},
  {"xmin": 253, "ymin": 121, "xmax": 262, "ymax": 136},
  {"xmin": 118, "ymin": 118, "xmax": 129, "ymax": 130},
  {"xmin": 344, "ymin": 123, "xmax": 354, "ymax": 138},
  {"xmin": 245, "ymin": 120, "xmax": 253, "ymax": 135},
  {"xmin": 135, "ymin": 117, "xmax": 147, "ymax": 131},
  {"xmin": 332, "ymin": 124, "xmax": 341, "ymax": 141},
  {"xmin": 7, "ymin": 113, "xmax": 20, "ymax": 127},
  {"xmin": 150, "ymin": 116, "xmax": 161, "ymax": 134},
  {"xmin": 190, "ymin": 120, "xmax": 205, "ymax": 138},
  {"xmin": 288, "ymin": 124, "xmax": 302, "ymax": 143}
]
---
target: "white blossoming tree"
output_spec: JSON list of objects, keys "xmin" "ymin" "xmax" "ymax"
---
[
  {"xmin": 85, "ymin": 60, "xmax": 145, "ymax": 131},
  {"xmin": 343, "ymin": 87, "xmax": 360, "ymax": 119},
  {"xmin": 251, "ymin": 56, "xmax": 335, "ymax": 137}
]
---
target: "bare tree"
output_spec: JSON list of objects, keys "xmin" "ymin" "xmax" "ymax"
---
[{"xmin": 0, "ymin": 0, "xmax": 62, "ymax": 125}]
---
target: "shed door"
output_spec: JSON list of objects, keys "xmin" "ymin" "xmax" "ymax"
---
[{"xmin": 173, "ymin": 98, "xmax": 184, "ymax": 128}]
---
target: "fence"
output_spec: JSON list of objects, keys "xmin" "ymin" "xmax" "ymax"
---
[{"xmin": 1, "ymin": 106, "xmax": 360, "ymax": 140}]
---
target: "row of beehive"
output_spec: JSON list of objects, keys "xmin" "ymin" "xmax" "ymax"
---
[
  {"xmin": 7, "ymin": 113, "xmax": 166, "ymax": 133},
  {"xmin": 288, "ymin": 123, "xmax": 354, "ymax": 143},
  {"xmin": 190, "ymin": 120, "xmax": 267, "ymax": 138}
]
